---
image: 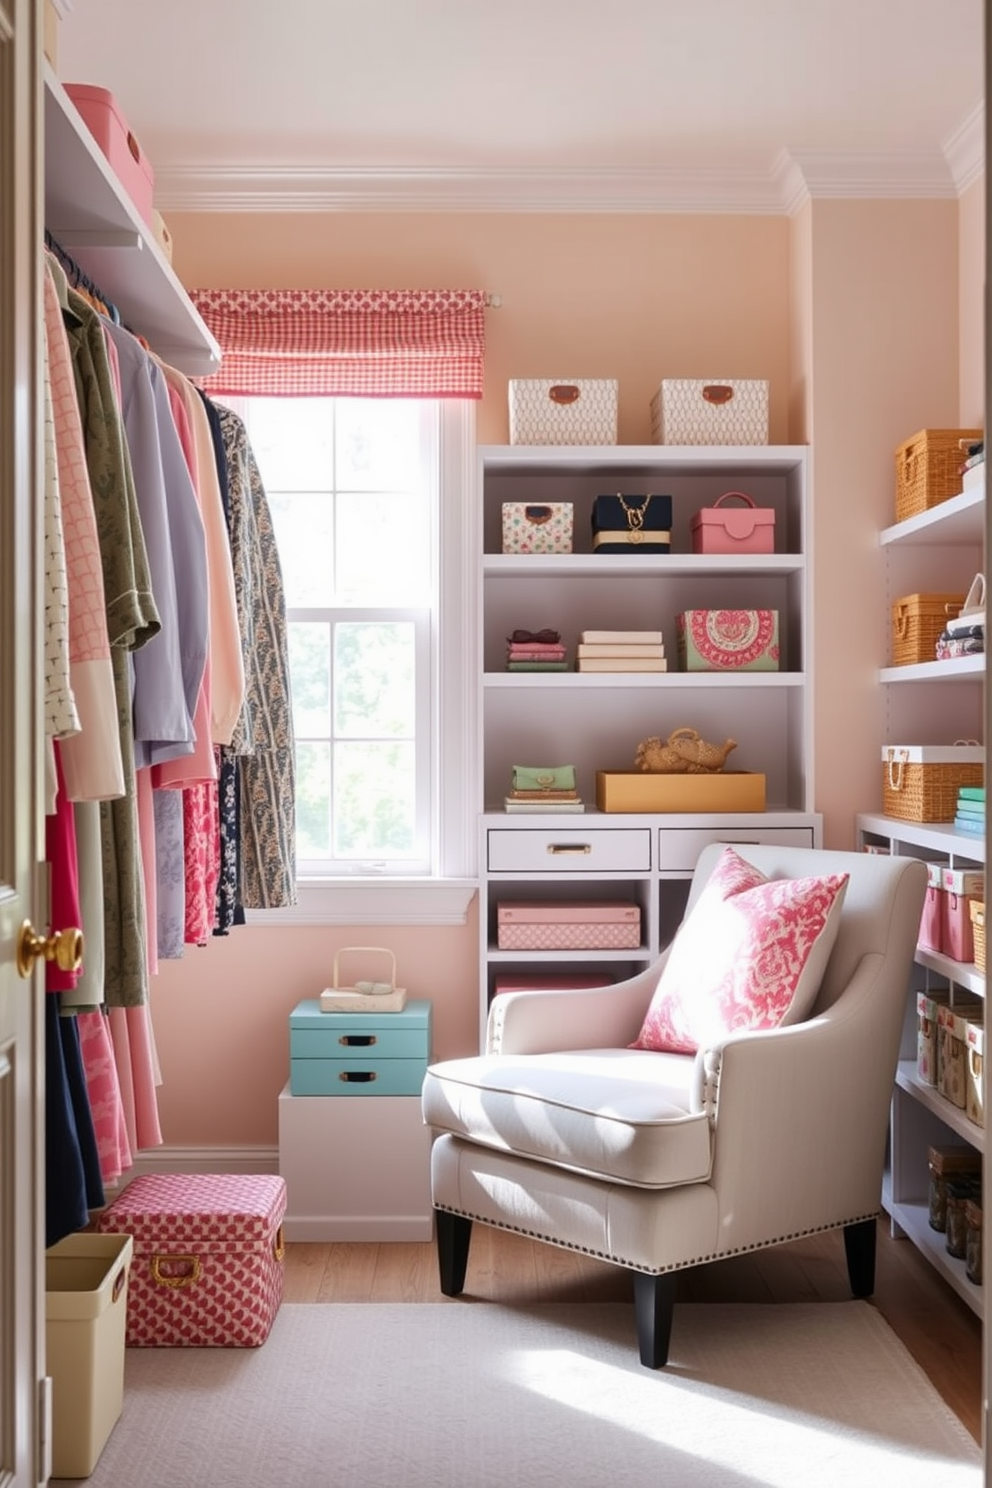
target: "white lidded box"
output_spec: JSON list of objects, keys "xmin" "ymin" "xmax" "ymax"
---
[
  {"xmin": 509, "ymin": 379, "xmax": 618, "ymax": 445},
  {"xmin": 651, "ymin": 379, "xmax": 769, "ymax": 445}
]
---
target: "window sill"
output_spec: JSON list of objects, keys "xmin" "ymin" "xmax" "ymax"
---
[{"xmin": 243, "ymin": 878, "xmax": 478, "ymax": 927}]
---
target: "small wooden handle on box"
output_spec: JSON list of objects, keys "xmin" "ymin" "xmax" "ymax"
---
[
  {"xmin": 273, "ymin": 1225, "xmax": 285, "ymax": 1263},
  {"xmin": 524, "ymin": 505, "xmax": 554, "ymax": 525},
  {"xmin": 549, "ymin": 384, "xmax": 580, "ymax": 405},
  {"xmin": 703, "ymin": 384, "xmax": 734, "ymax": 405}
]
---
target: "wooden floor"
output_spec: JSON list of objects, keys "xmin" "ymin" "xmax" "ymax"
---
[{"xmin": 284, "ymin": 1216, "xmax": 983, "ymax": 1445}]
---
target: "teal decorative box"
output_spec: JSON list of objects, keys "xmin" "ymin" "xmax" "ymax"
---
[
  {"xmin": 676, "ymin": 610, "xmax": 780, "ymax": 672},
  {"xmin": 289, "ymin": 998, "xmax": 432, "ymax": 1096}
]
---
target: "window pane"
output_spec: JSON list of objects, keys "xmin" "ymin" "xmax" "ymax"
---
[
  {"xmin": 288, "ymin": 622, "xmax": 331, "ymax": 738},
  {"xmin": 334, "ymin": 623, "xmax": 415, "ymax": 738},
  {"xmin": 336, "ymin": 400, "xmax": 424, "ymax": 490},
  {"xmin": 336, "ymin": 494, "xmax": 431, "ymax": 605},
  {"xmin": 269, "ymin": 492, "xmax": 335, "ymax": 607},
  {"xmin": 248, "ymin": 398, "xmax": 334, "ymax": 491},
  {"xmin": 334, "ymin": 741, "xmax": 415, "ymax": 856},
  {"xmin": 295, "ymin": 741, "xmax": 332, "ymax": 856}
]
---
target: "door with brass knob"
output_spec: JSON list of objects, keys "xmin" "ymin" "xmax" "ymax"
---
[{"xmin": 0, "ymin": 3, "xmax": 46, "ymax": 1483}]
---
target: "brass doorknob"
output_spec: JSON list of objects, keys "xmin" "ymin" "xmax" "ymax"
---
[{"xmin": 16, "ymin": 921, "xmax": 84, "ymax": 979}]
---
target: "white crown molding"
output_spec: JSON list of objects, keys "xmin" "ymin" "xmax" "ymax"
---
[
  {"xmin": 153, "ymin": 161, "xmax": 791, "ymax": 215},
  {"xmin": 154, "ymin": 146, "xmax": 976, "ymax": 216},
  {"xmin": 944, "ymin": 103, "xmax": 985, "ymax": 194}
]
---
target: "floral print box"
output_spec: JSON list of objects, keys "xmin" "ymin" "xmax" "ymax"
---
[
  {"xmin": 676, "ymin": 610, "xmax": 780, "ymax": 671},
  {"xmin": 96, "ymin": 1173, "xmax": 286, "ymax": 1347}
]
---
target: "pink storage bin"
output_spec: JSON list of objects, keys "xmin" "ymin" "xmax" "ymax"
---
[
  {"xmin": 96, "ymin": 1173, "xmax": 285, "ymax": 1347},
  {"xmin": 496, "ymin": 901, "xmax": 641, "ymax": 951},
  {"xmin": 690, "ymin": 491, "xmax": 775, "ymax": 555},
  {"xmin": 918, "ymin": 883, "xmax": 945, "ymax": 953},
  {"xmin": 944, "ymin": 891, "xmax": 976, "ymax": 963},
  {"xmin": 64, "ymin": 83, "xmax": 155, "ymax": 228}
]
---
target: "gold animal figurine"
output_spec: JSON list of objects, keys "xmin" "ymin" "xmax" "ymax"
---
[{"xmin": 634, "ymin": 726, "xmax": 737, "ymax": 774}]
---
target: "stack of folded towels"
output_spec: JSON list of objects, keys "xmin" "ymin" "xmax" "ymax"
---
[{"xmin": 506, "ymin": 628, "xmax": 568, "ymax": 671}]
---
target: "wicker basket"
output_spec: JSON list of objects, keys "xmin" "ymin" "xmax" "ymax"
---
[
  {"xmin": 894, "ymin": 428, "xmax": 983, "ymax": 524},
  {"xmin": 970, "ymin": 900, "xmax": 986, "ymax": 972},
  {"xmin": 891, "ymin": 592, "xmax": 965, "ymax": 666},
  {"xmin": 882, "ymin": 746, "xmax": 984, "ymax": 823}
]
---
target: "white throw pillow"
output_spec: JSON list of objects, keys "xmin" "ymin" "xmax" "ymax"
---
[{"xmin": 631, "ymin": 846, "xmax": 849, "ymax": 1054}]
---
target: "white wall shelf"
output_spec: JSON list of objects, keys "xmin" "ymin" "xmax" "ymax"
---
[
  {"xmin": 860, "ymin": 475, "xmax": 985, "ymax": 1318},
  {"xmin": 43, "ymin": 63, "xmax": 220, "ymax": 377}
]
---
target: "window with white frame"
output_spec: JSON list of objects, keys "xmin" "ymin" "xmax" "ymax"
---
[{"xmin": 228, "ymin": 395, "xmax": 477, "ymax": 884}]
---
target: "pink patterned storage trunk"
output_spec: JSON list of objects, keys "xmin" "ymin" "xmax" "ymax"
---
[
  {"xmin": 96, "ymin": 1173, "xmax": 286, "ymax": 1348},
  {"xmin": 497, "ymin": 901, "xmax": 640, "ymax": 950}
]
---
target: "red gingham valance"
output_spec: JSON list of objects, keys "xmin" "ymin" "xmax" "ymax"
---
[{"xmin": 190, "ymin": 288, "xmax": 486, "ymax": 399}]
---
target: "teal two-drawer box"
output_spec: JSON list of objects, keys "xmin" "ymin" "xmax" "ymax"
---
[{"xmin": 288, "ymin": 998, "xmax": 432, "ymax": 1096}]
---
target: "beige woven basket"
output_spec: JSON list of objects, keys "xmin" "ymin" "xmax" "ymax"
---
[
  {"xmin": 891, "ymin": 592, "xmax": 964, "ymax": 666},
  {"xmin": 970, "ymin": 900, "xmax": 986, "ymax": 972},
  {"xmin": 894, "ymin": 428, "xmax": 982, "ymax": 524},
  {"xmin": 883, "ymin": 750, "xmax": 984, "ymax": 823}
]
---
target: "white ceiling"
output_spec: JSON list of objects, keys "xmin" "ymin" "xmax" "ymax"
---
[{"xmin": 56, "ymin": 0, "xmax": 985, "ymax": 213}]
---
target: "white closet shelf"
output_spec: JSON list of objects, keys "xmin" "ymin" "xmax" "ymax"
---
[
  {"xmin": 880, "ymin": 484, "xmax": 984, "ymax": 547},
  {"xmin": 880, "ymin": 655, "xmax": 985, "ymax": 683},
  {"xmin": 44, "ymin": 65, "xmax": 220, "ymax": 377},
  {"xmin": 484, "ymin": 553, "xmax": 804, "ymax": 577}
]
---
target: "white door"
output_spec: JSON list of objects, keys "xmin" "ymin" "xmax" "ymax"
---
[{"xmin": 0, "ymin": 1, "xmax": 47, "ymax": 1483}]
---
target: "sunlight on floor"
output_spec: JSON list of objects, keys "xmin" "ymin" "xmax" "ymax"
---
[{"xmin": 504, "ymin": 1347, "xmax": 981, "ymax": 1487}]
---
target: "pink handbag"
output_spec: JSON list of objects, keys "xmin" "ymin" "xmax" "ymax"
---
[{"xmin": 690, "ymin": 491, "xmax": 775, "ymax": 555}]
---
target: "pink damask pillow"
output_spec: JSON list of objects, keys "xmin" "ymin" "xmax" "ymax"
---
[{"xmin": 631, "ymin": 846, "xmax": 849, "ymax": 1054}]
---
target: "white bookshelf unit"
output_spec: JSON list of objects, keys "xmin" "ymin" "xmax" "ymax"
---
[
  {"xmin": 857, "ymin": 475, "xmax": 985, "ymax": 1316},
  {"xmin": 476, "ymin": 443, "xmax": 822, "ymax": 1044}
]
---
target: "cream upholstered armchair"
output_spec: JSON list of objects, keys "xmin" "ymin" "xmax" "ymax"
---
[{"xmin": 422, "ymin": 843, "xmax": 927, "ymax": 1368}]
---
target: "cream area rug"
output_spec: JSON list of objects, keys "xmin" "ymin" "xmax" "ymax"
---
[{"xmin": 57, "ymin": 1301, "xmax": 981, "ymax": 1487}]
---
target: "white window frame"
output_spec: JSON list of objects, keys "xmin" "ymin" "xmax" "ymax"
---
[{"xmin": 243, "ymin": 399, "xmax": 479, "ymax": 926}]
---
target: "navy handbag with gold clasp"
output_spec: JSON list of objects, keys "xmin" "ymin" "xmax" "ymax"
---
[{"xmin": 591, "ymin": 493, "xmax": 673, "ymax": 554}]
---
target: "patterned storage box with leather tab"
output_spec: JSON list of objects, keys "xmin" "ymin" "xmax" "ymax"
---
[{"xmin": 96, "ymin": 1173, "xmax": 286, "ymax": 1347}]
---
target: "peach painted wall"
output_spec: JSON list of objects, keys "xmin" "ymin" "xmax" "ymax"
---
[
  {"xmin": 149, "ymin": 200, "xmax": 977, "ymax": 1151},
  {"xmin": 803, "ymin": 199, "xmax": 961, "ymax": 849},
  {"xmin": 958, "ymin": 174, "xmax": 986, "ymax": 426}
]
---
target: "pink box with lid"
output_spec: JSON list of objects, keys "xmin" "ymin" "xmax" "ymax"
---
[
  {"xmin": 496, "ymin": 901, "xmax": 640, "ymax": 951},
  {"xmin": 64, "ymin": 83, "xmax": 155, "ymax": 228},
  {"xmin": 96, "ymin": 1173, "xmax": 286, "ymax": 1347}
]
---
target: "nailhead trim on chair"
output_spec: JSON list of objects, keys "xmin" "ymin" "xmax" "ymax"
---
[{"xmin": 433, "ymin": 1204, "xmax": 883, "ymax": 1275}]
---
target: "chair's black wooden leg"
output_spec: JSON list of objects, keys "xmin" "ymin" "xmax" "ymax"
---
[
  {"xmin": 632, "ymin": 1271, "xmax": 677, "ymax": 1369},
  {"xmin": 435, "ymin": 1209, "xmax": 472, "ymax": 1296},
  {"xmin": 843, "ymin": 1217, "xmax": 877, "ymax": 1297}
]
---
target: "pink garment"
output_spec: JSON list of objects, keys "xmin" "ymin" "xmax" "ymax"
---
[
  {"xmin": 76, "ymin": 1010, "xmax": 132, "ymax": 1184},
  {"xmin": 183, "ymin": 781, "xmax": 221, "ymax": 945},
  {"xmin": 109, "ymin": 1004, "xmax": 163, "ymax": 1155},
  {"xmin": 45, "ymin": 742, "xmax": 81, "ymax": 994},
  {"xmin": 136, "ymin": 766, "xmax": 159, "ymax": 979}
]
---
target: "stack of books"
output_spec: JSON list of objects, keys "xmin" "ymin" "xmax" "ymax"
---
[
  {"xmin": 954, "ymin": 785, "xmax": 985, "ymax": 837},
  {"xmin": 506, "ymin": 628, "xmax": 568, "ymax": 672},
  {"xmin": 576, "ymin": 629, "xmax": 667, "ymax": 673},
  {"xmin": 504, "ymin": 765, "xmax": 585, "ymax": 813}
]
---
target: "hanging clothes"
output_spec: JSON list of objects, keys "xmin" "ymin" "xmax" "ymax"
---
[{"xmin": 214, "ymin": 404, "xmax": 297, "ymax": 909}]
